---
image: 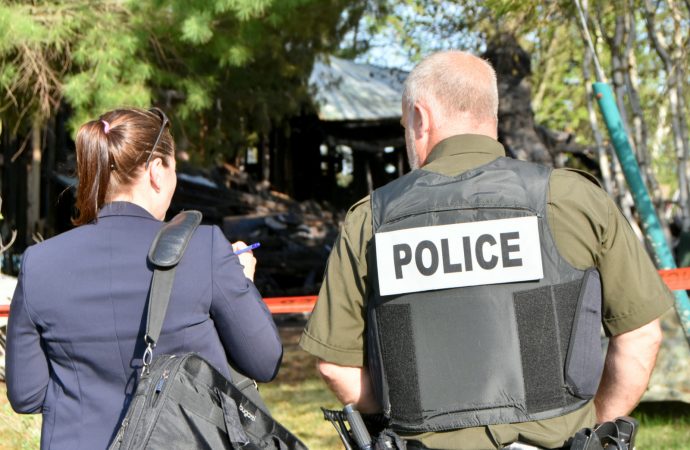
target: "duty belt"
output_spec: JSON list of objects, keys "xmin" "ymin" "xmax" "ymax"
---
[{"xmin": 330, "ymin": 414, "xmax": 639, "ymax": 450}]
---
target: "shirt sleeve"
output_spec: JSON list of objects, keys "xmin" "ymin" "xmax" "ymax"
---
[
  {"xmin": 6, "ymin": 249, "xmax": 50, "ymax": 413},
  {"xmin": 548, "ymin": 170, "xmax": 674, "ymax": 336},
  {"xmin": 209, "ymin": 225, "xmax": 283, "ymax": 382},
  {"xmin": 299, "ymin": 197, "xmax": 372, "ymax": 367}
]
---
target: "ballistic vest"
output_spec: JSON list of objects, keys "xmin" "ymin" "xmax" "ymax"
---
[{"xmin": 367, "ymin": 157, "xmax": 604, "ymax": 433}]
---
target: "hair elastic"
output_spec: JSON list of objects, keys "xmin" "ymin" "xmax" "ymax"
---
[{"xmin": 101, "ymin": 119, "xmax": 111, "ymax": 134}]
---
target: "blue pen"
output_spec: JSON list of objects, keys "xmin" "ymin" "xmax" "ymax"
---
[{"xmin": 234, "ymin": 242, "xmax": 261, "ymax": 255}]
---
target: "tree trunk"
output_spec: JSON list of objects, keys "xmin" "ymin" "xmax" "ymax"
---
[
  {"xmin": 645, "ymin": 0, "xmax": 690, "ymax": 229},
  {"xmin": 610, "ymin": 11, "xmax": 633, "ymax": 142},
  {"xmin": 43, "ymin": 117, "xmax": 56, "ymax": 237},
  {"xmin": 531, "ymin": 30, "xmax": 560, "ymax": 113},
  {"xmin": 590, "ymin": 1, "xmax": 635, "ymax": 216},
  {"xmin": 583, "ymin": 47, "xmax": 614, "ymax": 194},
  {"xmin": 483, "ymin": 34, "xmax": 553, "ymax": 164},
  {"xmin": 624, "ymin": 5, "xmax": 654, "ymax": 191},
  {"xmin": 623, "ymin": 3, "xmax": 667, "ymax": 232},
  {"xmin": 26, "ymin": 123, "xmax": 42, "ymax": 244},
  {"xmin": 594, "ymin": 1, "xmax": 633, "ymax": 138},
  {"xmin": 669, "ymin": 0, "xmax": 690, "ymax": 227}
]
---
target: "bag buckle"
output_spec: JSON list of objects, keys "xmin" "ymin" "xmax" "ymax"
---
[{"xmin": 142, "ymin": 335, "xmax": 155, "ymax": 376}]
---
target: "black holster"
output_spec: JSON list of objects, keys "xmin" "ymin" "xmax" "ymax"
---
[
  {"xmin": 322, "ymin": 407, "xmax": 407, "ymax": 450},
  {"xmin": 568, "ymin": 416, "xmax": 638, "ymax": 450}
]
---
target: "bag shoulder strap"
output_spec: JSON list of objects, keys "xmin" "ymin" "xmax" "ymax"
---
[{"xmin": 143, "ymin": 210, "xmax": 202, "ymax": 370}]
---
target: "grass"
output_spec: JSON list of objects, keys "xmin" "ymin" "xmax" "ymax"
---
[
  {"xmin": 259, "ymin": 323, "xmax": 342, "ymax": 450},
  {"xmin": 633, "ymin": 402, "xmax": 690, "ymax": 449},
  {"xmin": 0, "ymin": 388, "xmax": 41, "ymax": 450},
  {"xmin": 2, "ymin": 323, "xmax": 690, "ymax": 449}
]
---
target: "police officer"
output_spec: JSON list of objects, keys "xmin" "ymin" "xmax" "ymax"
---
[{"xmin": 300, "ymin": 51, "xmax": 673, "ymax": 449}]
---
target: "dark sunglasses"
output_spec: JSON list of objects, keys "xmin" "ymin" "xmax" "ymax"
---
[{"xmin": 145, "ymin": 107, "xmax": 170, "ymax": 169}]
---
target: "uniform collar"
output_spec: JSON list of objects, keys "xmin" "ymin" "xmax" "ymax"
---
[
  {"xmin": 97, "ymin": 201, "xmax": 159, "ymax": 221},
  {"xmin": 424, "ymin": 134, "xmax": 506, "ymax": 165}
]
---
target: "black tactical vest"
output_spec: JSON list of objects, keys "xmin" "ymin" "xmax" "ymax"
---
[{"xmin": 367, "ymin": 157, "xmax": 604, "ymax": 433}]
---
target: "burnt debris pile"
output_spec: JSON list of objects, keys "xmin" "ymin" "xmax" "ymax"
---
[{"xmin": 172, "ymin": 163, "xmax": 344, "ymax": 297}]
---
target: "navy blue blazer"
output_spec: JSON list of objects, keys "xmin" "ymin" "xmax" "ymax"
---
[{"xmin": 6, "ymin": 202, "xmax": 283, "ymax": 449}]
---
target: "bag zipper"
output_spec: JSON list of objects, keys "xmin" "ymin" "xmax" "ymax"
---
[
  {"xmin": 111, "ymin": 417, "xmax": 128, "ymax": 447},
  {"xmin": 148, "ymin": 355, "xmax": 178, "ymax": 408},
  {"xmin": 140, "ymin": 355, "xmax": 190, "ymax": 447},
  {"xmin": 116, "ymin": 355, "xmax": 179, "ymax": 449},
  {"xmin": 152, "ymin": 368, "xmax": 171, "ymax": 406}
]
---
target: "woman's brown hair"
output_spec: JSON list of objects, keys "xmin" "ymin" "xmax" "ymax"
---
[{"xmin": 72, "ymin": 108, "xmax": 175, "ymax": 225}]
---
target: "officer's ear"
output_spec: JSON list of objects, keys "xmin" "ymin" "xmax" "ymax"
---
[
  {"xmin": 412, "ymin": 102, "xmax": 430, "ymax": 139},
  {"xmin": 412, "ymin": 101, "xmax": 434, "ymax": 165}
]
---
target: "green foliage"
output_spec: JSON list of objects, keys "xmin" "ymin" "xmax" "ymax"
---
[
  {"xmin": 214, "ymin": 0, "xmax": 272, "ymax": 20},
  {"xmin": 0, "ymin": 1, "xmax": 150, "ymax": 132},
  {"xmin": 220, "ymin": 44, "xmax": 251, "ymax": 67},
  {"xmin": 62, "ymin": 4, "xmax": 152, "ymax": 131},
  {"xmin": 181, "ymin": 11, "xmax": 215, "ymax": 44},
  {"xmin": 0, "ymin": 64, "xmax": 16, "ymax": 88},
  {"xmin": 141, "ymin": 0, "xmax": 362, "ymax": 161},
  {"xmin": 0, "ymin": 5, "xmax": 39, "ymax": 52},
  {"xmin": 0, "ymin": 0, "xmax": 368, "ymax": 161}
]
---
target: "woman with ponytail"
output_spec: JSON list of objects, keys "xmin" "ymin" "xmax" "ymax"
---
[{"xmin": 5, "ymin": 108, "xmax": 282, "ymax": 450}]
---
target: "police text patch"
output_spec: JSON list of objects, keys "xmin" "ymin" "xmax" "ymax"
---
[{"xmin": 375, "ymin": 216, "xmax": 543, "ymax": 296}]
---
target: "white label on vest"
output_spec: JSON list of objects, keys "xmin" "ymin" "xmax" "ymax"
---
[{"xmin": 375, "ymin": 216, "xmax": 543, "ymax": 296}]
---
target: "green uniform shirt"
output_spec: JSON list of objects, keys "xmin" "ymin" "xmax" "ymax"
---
[{"xmin": 300, "ymin": 134, "xmax": 674, "ymax": 449}]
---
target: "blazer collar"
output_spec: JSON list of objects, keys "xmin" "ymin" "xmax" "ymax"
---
[{"xmin": 98, "ymin": 201, "xmax": 159, "ymax": 221}]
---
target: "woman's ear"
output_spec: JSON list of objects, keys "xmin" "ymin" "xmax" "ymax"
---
[{"xmin": 148, "ymin": 157, "xmax": 164, "ymax": 193}]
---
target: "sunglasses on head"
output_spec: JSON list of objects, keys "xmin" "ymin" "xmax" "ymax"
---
[{"xmin": 145, "ymin": 107, "xmax": 170, "ymax": 169}]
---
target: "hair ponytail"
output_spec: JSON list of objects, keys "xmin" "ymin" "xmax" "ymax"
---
[
  {"xmin": 72, "ymin": 108, "xmax": 175, "ymax": 225},
  {"xmin": 73, "ymin": 121, "xmax": 113, "ymax": 225}
]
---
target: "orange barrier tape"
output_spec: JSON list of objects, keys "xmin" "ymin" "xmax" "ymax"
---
[
  {"xmin": 658, "ymin": 268, "xmax": 690, "ymax": 291},
  {"xmin": 263, "ymin": 296, "xmax": 317, "ymax": 314},
  {"xmin": 0, "ymin": 297, "xmax": 317, "ymax": 319},
  {"xmin": 2, "ymin": 268, "xmax": 690, "ymax": 320}
]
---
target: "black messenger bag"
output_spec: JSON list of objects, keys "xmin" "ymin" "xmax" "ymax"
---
[{"xmin": 109, "ymin": 211, "xmax": 308, "ymax": 450}]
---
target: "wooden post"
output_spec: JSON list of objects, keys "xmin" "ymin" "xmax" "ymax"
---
[
  {"xmin": 364, "ymin": 155, "xmax": 373, "ymax": 194},
  {"xmin": 397, "ymin": 148, "xmax": 405, "ymax": 177},
  {"xmin": 260, "ymin": 134, "xmax": 270, "ymax": 185}
]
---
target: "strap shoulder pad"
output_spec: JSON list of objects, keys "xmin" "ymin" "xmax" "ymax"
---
[{"xmin": 148, "ymin": 210, "xmax": 202, "ymax": 268}]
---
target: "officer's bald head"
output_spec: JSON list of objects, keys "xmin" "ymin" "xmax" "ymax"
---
[{"xmin": 402, "ymin": 50, "xmax": 499, "ymax": 134}]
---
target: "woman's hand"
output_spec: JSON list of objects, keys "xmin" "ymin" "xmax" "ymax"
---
[{"xmin": 232, "ymin": 241, "xmax": 257, "ymax": 281}]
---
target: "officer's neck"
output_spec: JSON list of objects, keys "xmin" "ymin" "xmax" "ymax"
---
[{"xmin": 419, "ymin": 118, "xmax": 498, "ymax": 166}]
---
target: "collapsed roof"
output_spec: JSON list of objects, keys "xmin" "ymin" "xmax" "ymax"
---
[{"xmin": 309, "ymin": 56, "xmax": 407, "ymax": 122}]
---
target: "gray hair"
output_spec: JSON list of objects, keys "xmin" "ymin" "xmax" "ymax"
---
[{"xmin": 403, "ymin": 50, "xmax": 499, "ymax": 125}]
